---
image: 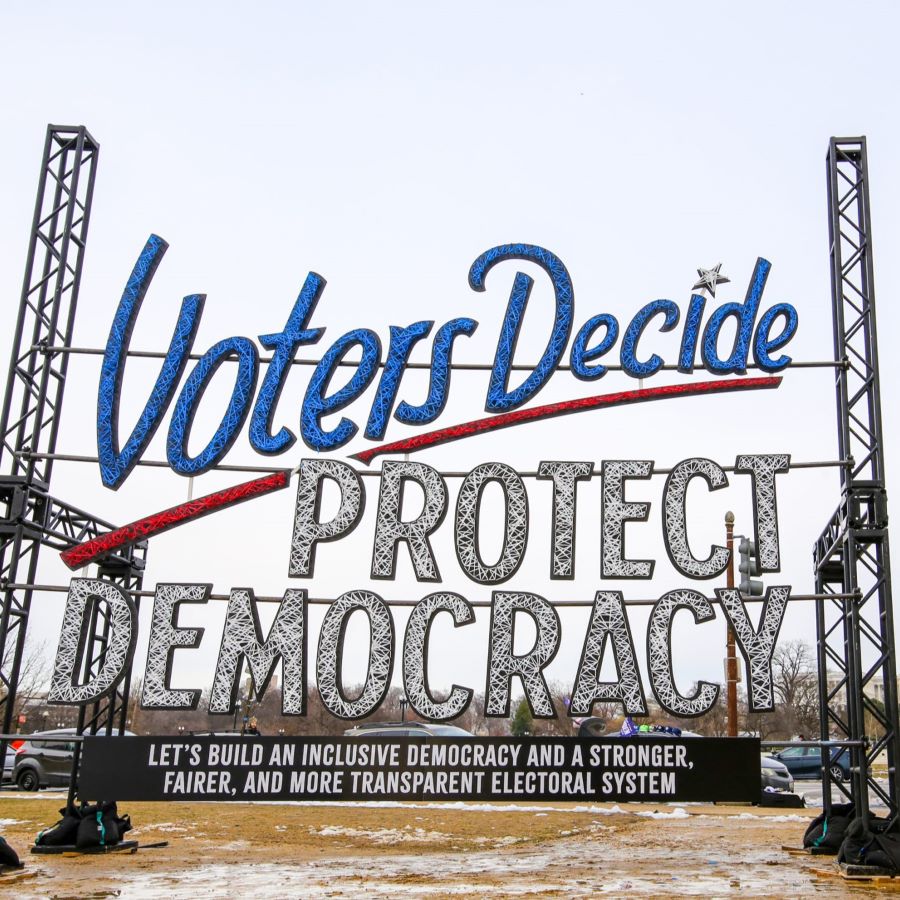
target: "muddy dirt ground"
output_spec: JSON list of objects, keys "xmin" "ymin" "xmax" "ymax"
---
[{"xmin": 0, "ymin": 792, "xmax": 896, "ymax": 897}]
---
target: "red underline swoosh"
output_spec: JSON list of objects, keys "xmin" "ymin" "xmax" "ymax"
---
[
  {"xmin": 351, "ymin": 376, "xmax": 782, "ymax": 465},
  {"xmin": 60, "ymin": 470, "xmax": 290, "ymax": 571}
]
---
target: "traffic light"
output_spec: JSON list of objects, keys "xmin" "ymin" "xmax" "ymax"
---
[{"xmin": 738, "ymin": 537, "xmax": 764, "ymax": 595}]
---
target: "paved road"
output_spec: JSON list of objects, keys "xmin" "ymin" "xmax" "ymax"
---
[{"xmin": 798, "ymin": 777, "xmax": 890, "ymax": 808}]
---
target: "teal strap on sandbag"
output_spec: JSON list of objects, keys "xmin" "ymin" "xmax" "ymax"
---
[
  {"xmin": 96, "ymin": 811, "xmax": 106, "ymax": 846},
  {"xmin": 814, "ymin": 818, "xmax": 828, "ymax": 848}
]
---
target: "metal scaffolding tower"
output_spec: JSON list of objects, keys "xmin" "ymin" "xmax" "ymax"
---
[
  {"xmin": 0, "ymin": 126, "xmax": 145, "ymax": 790},
  {"xmin": 814, "ymin": 136, "xmax": 899, "ymax": 821}
]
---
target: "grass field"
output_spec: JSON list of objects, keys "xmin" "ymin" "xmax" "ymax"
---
[{"xmin": 0, "ymin": 791, "xmax": 888, "ymax": 897}]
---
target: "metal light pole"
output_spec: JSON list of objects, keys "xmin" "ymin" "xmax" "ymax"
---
[{"xmin": 725, "ymin": 512, "xmax": 738, "ymax": 737}]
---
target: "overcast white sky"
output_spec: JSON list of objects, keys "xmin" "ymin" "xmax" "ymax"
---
[{"xmin": 2, "ymin": 2, "xmax": 899, "ymax": 715}]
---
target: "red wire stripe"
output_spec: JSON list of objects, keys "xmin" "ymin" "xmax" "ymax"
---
[
  {"xmin": 351, "ymin": 376, "xmax": 782, "ymax": 465},
  {"xmin": 60, "ymin": 470, "xmax": 290, "ymax": 571}
]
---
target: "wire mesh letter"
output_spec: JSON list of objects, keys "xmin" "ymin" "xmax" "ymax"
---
[
  {"xmin": 317, "ymin": 590, "xmax": 394, "ymax": 719},
  {"xmin": 371, "ymin": 461, "xmax": 447, "ymax": 581},
  {"xmin": 537, "ymin": 461, "xmax": 593, "ymax": 579},
  {"xmin": 141, "ymin": 583, "xmax": 209, "ymax": 710},
  {"xmin": 455, "ymin": 463, "xmax": 528, "ymax": 584},
  {"xmin": 209, "ymin": 588, "xmax": 307, "ymax": 715},
  {"xmin": 485, "ymin": 591, "xmax": 560, "ymax": 717},
  {"xmin": 735, "ymin": 454, "xmax": 790, "ymax": 571},
  {"xmin": 602, "ymin": 461, "xmax": 654, "ymax": 578},
  {"xmin": 647, "ymin": 589, "xmax": 719, "ymax": 716},
  {"xmin": 403, "ymin": 592, "xmax": 474, "ymax": 720},
  {"xmin": 717, "ymin": 586, "xmax": 790, "ymax": 711},
  {"xmin": 290, "ymin": 459, "xmax": 364, "ymax": 577},
  {"xmin": 662, "ymin": 458, "xmax": 730, "ymax": 578},
  {"xmin": 570, "ymin": 591, "xmax": 647, "ymax": 716},
  {"xmin": 49, "ymin": 579, "xmax": 137, "ymax": 704}
]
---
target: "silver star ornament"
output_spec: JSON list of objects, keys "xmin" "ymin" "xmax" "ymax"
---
[{"xmin": 692, "ymin": 263, "xmax": 730, "ymax": 297}]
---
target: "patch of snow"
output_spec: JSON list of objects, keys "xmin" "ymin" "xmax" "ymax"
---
[
  {"xmin": 218, "ymin": 840, "xmax": 251, "ymax": 851},
  {"xmin": 309, "ymin": 824, "xmax": 524, "ymax": 847},
  {"xmin": 2, "ymin": 791, "xmax": 66, "ymax": 800},
  {"xmin": 635, "ymin": 807, "xmax": 690, "ymax": 819},
  {"xmin": 312, "ymin": 825, "xmax": 455, "ymax": 844},
  {"xmin": 254, "ymin": 799, "xmax": 651, "ymax": 817}
]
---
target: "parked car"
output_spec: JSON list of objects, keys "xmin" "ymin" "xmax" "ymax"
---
[
  {"xmin": 12, "ymin": 728, "xmax": 78, "ymax": 791},
  {"xmin": 760, "ymin": 754, "xmax": 794, "ymax": 792},
  {"xmin": 770, "ymin": 745, "xmax": 851, "ymax": 782},
  {"xmin": 12, "ymin": 728, "xmax": 134, "ymax": 791},
  {"xmin": 344, "ymin": 722, "xmax": 473, "ymax": 739}
]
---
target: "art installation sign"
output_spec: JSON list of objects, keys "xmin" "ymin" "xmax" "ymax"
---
[
  {"xmin": 80, "ymin": 735, "xmax": 760, "ymax": 803},
  {"xmin": 46, "ymin": 237, "xmax": 800, "ymax": 801}
]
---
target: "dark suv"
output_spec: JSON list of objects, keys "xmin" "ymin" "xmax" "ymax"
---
[
  {"xmin": 770, "ymin": 745, "xmax": 851, "ymax": 782},
  {"xmin": 12, "ymin": 728, "xmax": 78, "ymax": 791},
  {"xmin": 12, "ymin": 728, "xmax": 135, "ymax": 791}
]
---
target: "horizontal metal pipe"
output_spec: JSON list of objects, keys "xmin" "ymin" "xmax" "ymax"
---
[
  {"xmin": 17, "ymin": 451, "xmax": 851, "ymax": 478},
  {"xmin": 35, "ymin": 344, "xmax": 845, "ymax": 372},
  {"xmin": 2, "ymin": 583, "xmax": 859, "ymax": 606},
  {"xmin": 760, "ymin": 740, "xmax": 867, "ymax": 748}
]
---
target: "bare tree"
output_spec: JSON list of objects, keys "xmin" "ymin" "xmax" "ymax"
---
[
  {"xmin": 742, "ymin": 701, "xmax": 781, "ymax": 741},
  {"xmin": 668, "ymin": 685, "xmax": 729, "ymax": 736},
  {"xmin": 771, "ymin": 639, "xmax": 820, "ymax": 738},
  {"xmin": 0, "ymin": 637, "xmax": 52, "ymax": 726},
  {"xmin": 457, "ymin": 692, "xmax": 509, "ymax": 736},
  {"xmin": 531, "ymin": 681, "xmax": 575, "ymax": 736}
]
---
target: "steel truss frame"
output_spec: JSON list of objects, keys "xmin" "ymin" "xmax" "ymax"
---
[
  {"xmin": 0, "ymin": 126, "xmax": 145, "ymax": 796},
  {"xmin": 1, "ymin": 127, "xmax": 897, "ymax": 820},
  {"xmin": 815, "ymin": 137, "xmax": 899, "ymax": 821}
]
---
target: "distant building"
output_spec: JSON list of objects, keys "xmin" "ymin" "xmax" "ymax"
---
[
  {"xmin": 17, "ymin": 691, "xmax": 79, "ymax": 732},
  {"xmin": 826, "ymin": 670, "xmax": 899, "ymax": 706}
]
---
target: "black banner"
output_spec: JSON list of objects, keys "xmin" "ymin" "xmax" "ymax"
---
[{"xmin": 80, "ymin": 735, "xmax": 760, "ymax": 803}]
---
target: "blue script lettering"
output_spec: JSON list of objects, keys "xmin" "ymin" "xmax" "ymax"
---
[{"xmin": 96, "ymin": 238, "xmax": 798, "ymax": 486}]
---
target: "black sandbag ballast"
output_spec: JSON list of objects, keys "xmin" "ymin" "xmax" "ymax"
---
[
  {"xmin": 837, "ymin": 813, "xmax": 899, "ymax": 869},
  {"xmin": 34, "ymin": 801, "xmax": 132, "ymax": 852},
  {"xmin": 0, "ymin": 835, "xmax": 22, "ymax": 869},
  {"xmin": 34, "ymin": 805, "xmax": 83, "ymax": 848},
  {"xmin": 802, "ymin": 802, "xmax": 854, "ymax": 851}
]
